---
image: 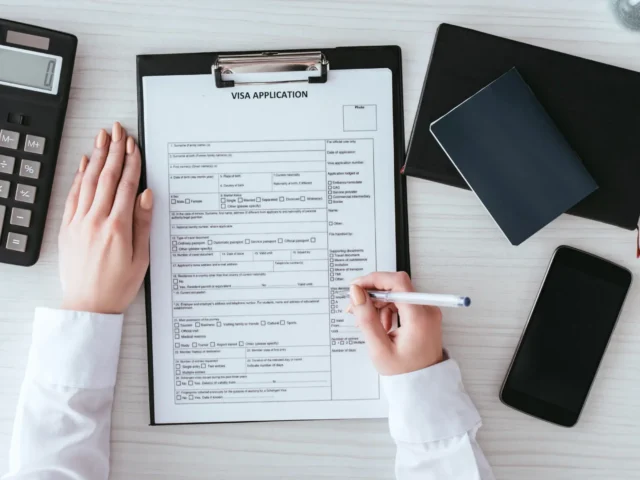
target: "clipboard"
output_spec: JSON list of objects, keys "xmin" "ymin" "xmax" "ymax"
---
[{"xmin": 136, "ymin": 46, "xmax": 409, "ymax": 425}]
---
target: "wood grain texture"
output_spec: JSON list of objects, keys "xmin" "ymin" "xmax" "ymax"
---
[{"xmin": 1, "ymin": 1, "xmax": 640, "ymax": 478}]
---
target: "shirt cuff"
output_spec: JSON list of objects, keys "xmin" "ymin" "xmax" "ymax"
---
[
  {"xmin": 26, "ymin": 308, "xmax": 124, "ymax": 389},
  {"xmin": 381, "ymin": 359, "xmax": 481, "ymax": 444}
]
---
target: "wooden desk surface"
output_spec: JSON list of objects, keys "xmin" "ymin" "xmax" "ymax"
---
[{"xmin": 1, "ymin": 1, "xmax": 639, "ymax": 478}]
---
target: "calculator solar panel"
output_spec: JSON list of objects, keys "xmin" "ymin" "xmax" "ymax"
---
[{"xmin": 0, "ymin": 19, "xmax": 77, "ymax": 266}]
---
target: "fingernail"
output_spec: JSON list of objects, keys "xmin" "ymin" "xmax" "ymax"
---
[
  {"xmin": 112, "ymin": 122, "xmax": 122, "ymax": 142},
  {"xmin": 96, "ymin": 129, "xmax": 107, "ymax": 148},
  {"xmin": 350, "ymin": 285, "xmax": 366, "ymax": 306},
  {"xmin": 344, "ymin": 304, "xmax": 353, "ymax": 314},
  {"xmin": 79, "ymin": 155, "xmax": 88, "ymax": 173},
  {"xmin": 126, "ymin": 136, "xmax": 135, "ymax": 154},
  {"xmin": 140, "ymin": 189, "xmax": 153, "ymax": 210}
]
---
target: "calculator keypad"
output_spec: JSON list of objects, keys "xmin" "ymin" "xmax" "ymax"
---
[
  {"xmin": 0, "ymin": 123, "xmax": 48, "ymax": 264},
  {"xmin": 0, "ymin": 155, "xmax": 15, "ymax": 174},
  {"xmin": 0, "ymin": 130, "xmax": 19, "ymax": 150}
]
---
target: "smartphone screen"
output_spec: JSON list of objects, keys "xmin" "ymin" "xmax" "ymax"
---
[{"xmin": 500, "ymin": 246, "xmax": 632, "ymax": 427}]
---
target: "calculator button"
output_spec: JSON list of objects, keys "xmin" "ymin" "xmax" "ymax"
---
[
  {"xmin": 6, "ymin": 232, "xmax": 28, "ymax": 252},
  {"xmin": 10, "ymin": 208, "xmax": 31, "ymax": 227},
  {"xmin": 0, "ymin": 155, "xmax": 15, "ymax": 174},
  {"xmin": 0, "ymin": 130, "xmax": 19, "ymax": 150},
  {"xmin": 19, "ymin": 159, "xmax": 41, "ymax": 179},
  {"xmin": 15, "ymin": 184, "xmax": 36, "ymax": 204},
  {"xmin": 0, "ymin": 205, "xmax": 4, "ymax": 237},
  {"xmin": 0, "ymin": 179, "xmax": 10, "ymax": 199},
  {"xmin": 24, "ymin": 135, "xmax": 46, "ymax": 155}
]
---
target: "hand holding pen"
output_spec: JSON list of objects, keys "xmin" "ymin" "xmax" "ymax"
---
[{"xmin": 345, "ymin": 272, "xmax": 451, "ymax": 376}]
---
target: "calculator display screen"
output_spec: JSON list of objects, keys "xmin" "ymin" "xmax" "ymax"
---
[{"xmin": 0, "ymin": 45, "xmax": 63, "ymax": 95}]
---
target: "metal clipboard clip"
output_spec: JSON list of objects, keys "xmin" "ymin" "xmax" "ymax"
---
[{"xmin": 213, "ymin": 51, "xmax": 329, "ymax": 88}]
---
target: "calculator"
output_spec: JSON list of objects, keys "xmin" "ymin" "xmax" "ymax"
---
[{"xmin": 0, "ymin": 19, "xmax": 77, "ymax": 266}]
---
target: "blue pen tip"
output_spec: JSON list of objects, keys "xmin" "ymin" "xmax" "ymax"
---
[{"xmin": 463, "ymin": 297, "xmax": 471, "ymax": 307}]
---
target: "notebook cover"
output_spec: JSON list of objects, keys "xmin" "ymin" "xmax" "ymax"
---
[
  {"xmin": 430, "ymin": 69, "xmax": 598, "ymax": 246},
  {"xmin": 404, "ymin": 23, "xmax": 640, "ymax": 231}
]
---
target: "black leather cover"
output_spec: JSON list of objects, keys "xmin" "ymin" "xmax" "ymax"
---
[{"xmin": 404, "ymin": 24, "xmax": 640, "ymax": 231}]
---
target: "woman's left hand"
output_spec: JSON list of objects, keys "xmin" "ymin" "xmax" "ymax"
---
[{"xmin": 58, "ymin": 122, "xmax": 153, "ymax": 315}]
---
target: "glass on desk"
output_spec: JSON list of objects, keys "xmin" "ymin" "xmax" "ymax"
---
[{"xmin": 613, "ymin": 0, "xmax": 640, "ymax": 30}]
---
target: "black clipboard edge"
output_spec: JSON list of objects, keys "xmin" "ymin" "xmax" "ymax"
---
[
  {"xmin": 137, "ymin": 45, "xmax": 408, "ymax": 425},
  {"xmin": 136, "ymin": 56, "xmax": 155, "ymax": 425}
]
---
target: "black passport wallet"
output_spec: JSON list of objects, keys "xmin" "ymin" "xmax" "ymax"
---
[
  {"xmin": 430, "ymin": 69, "xmax": 598, "ymax": 246},
  {"xmin": 404, "ymin": 23, "xmax": 640, "ymax": 231}
]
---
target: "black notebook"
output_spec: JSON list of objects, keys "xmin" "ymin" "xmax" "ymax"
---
[
  {"xmin": 404, "ymin": 23, "xmax": 640, "ymax": 231},
  {"xmin": 430, "ymin": 69, "xmax": 598, "ymax": 246}
]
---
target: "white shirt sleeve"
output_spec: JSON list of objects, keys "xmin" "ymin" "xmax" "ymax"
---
[
  {"xmin": 382, "ymin": 359, "xmax": 495, "ymax": 480},
  {"xmin": 3, "ymin": 309, "xmax": 493, "ymax": 480},
  {"xmin": 2, "ymin": 308, "xmax": 124, "ymax": 480}
]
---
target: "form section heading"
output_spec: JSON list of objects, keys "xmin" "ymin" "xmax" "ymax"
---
[{"xmin": 231, "ymin": 91, "xmax": 309, "ymax": 100}]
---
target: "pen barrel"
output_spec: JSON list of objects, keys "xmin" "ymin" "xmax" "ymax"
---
[{"xmin": 367, "ymin": 291, "xmax": 470, "ymax": 308}]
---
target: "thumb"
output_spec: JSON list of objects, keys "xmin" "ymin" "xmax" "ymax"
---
[
  {"xmin": 133, "ymin": 189, "xmax": 153, "ymax": 266},
  {"xmin": 349, "ymin": 285, "xmax": 393, "ymax": 360}
]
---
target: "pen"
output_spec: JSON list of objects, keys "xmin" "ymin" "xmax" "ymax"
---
[{"xmin": 367, "ymin": 291, "xmax": 471, "ymax": 308}]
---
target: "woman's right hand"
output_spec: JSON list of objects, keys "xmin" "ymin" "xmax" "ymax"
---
[{"xmin": 346, "ymin": 272, "xmax": 444, "ymax": 376}]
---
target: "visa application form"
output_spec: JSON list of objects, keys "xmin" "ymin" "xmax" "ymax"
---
[{"xmin": 143, "ymin": 69, "xmax": 397, "ymax": 424}]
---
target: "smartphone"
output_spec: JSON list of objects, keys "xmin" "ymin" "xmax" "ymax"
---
[{"xmin": 500, "ymin": 246, "xmax": 632, "ymax": 427}]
